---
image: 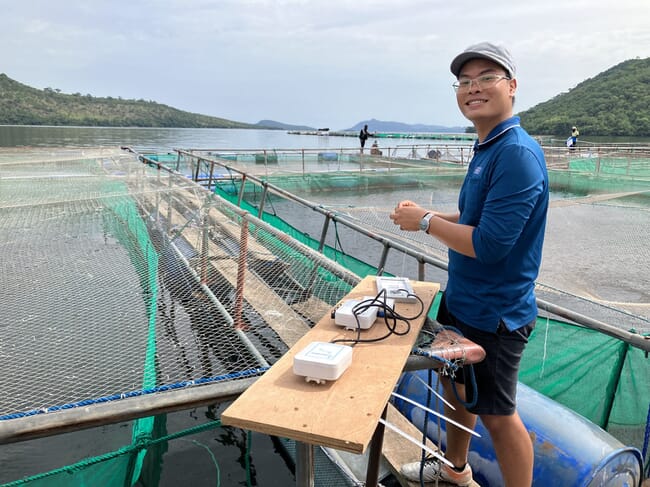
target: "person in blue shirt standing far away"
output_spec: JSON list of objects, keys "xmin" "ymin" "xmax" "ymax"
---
[
  {"xmin": 570, "ymin": 125, "xmax": 579, "ymax": 150},
  {"xmin": 390, "ymin": 42, "xmax": 549, "ymax": 487}
]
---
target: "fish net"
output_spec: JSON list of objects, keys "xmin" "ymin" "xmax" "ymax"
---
[
  {"xmin": 1, "ymin": 145, "xmax": 649, "ymax": 484},
  {"xmin": 179, "ymin": 146, "xmax": 650, "ymax": 463},
  {"xmin": 0, "ymin": 147, "xmax": 362, "ymax": 486}
]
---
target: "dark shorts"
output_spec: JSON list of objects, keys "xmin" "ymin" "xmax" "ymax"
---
[{"xmin": 436, "ymin": 296, "xmax": 534, "ymax": 416}]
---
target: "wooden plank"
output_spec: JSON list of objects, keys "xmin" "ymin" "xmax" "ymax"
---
[
  {"xmin": 221, "ymin": 276, "xmax": 439, "ymax": 454},
  {"xmin": 290, "ymin": 295, "xmax": 333, "ymax": 325},
  {"xmin": 139, "ymin": 191, "xmax": 312, "ymax": 345},
  {"xmin": 173, "ymin": 187, "xmax": 277, "ymax": 261}
]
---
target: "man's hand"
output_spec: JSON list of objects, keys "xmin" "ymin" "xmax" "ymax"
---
[{"xmin": 389, "ymin": 200, "xmax": 428, "ymax": 232}]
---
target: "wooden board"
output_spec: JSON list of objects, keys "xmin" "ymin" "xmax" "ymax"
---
[
  {"xmin": 138, "ymin": 190, "xmax": 311, "ymax": 346},
  {"xmin": 221, "ymin": 276, "xmax": 439, "ymax": 454}
]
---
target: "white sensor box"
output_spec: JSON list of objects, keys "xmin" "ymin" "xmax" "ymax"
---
[
  {"xmin": 334, "ymin": 298, "xmax": 379, "ymax": 330},
  {"xmin": 375, "ymin": 276, "xmax": 416, "ymax": 303},
  {"xmin": 293, "ymin": 341, "xmax": 353, "ymax": 384}
]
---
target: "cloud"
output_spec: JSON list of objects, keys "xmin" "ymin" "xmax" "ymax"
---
[{"xmin": 1, "ymin": 0, "xmax": 648, "ymax": 128}]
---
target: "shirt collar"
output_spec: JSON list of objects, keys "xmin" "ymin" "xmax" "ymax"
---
[{"xmin": 473, "ymin": 116, "xmax": 521, "ymax": 150}]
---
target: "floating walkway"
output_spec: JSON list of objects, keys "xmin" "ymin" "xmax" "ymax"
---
[{"xmin": 288, "ymin": 130, "xmax": 477, "ymax": 141}]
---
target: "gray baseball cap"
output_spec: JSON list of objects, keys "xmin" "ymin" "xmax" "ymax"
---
[{"xmin": 450, "ymin": 42, "xmax": 516, "ymax": 78}]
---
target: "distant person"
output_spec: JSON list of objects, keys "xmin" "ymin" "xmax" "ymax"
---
[
  {"xmin": 391, "ymin": 41, "xmax": 548, "ymax": 487},
  {"xmin": 370, "ymin": 140, "xmax": 382, "ymax": 155},
  {"xmin": 569, "ymin": 126, "xmax": 579, "ymax": 150},
  {"xmin": 359, "ymin": 124, "xmax": 370, "ymax": 153}
]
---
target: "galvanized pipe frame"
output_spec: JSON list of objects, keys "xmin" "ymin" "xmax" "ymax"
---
[
  {"xmin": 0, "ymin": 152, "xmax": 364, "ymax": 445},
  {"xmin": 182, "ymin": 144, "xmax": 474, "ymax": 160},
  {"xmin": 170, "ymin": 148, "xmax": 650, "ymax": 353},
  {"xmin": 133, "ymin": 150, "xmax": 362, "ymax": 286},
  {"xmin": 0, "ymin": 377, "xmax": 257, "ymax": 445}
]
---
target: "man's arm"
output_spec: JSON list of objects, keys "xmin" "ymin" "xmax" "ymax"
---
[{"xmin": 389, "ymin": 202, "xmax": 475, "ymax": 257}]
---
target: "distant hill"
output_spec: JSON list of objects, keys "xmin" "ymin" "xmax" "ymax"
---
[
  {"xmin": 517, "ymin": 58, "xmax": 650, "ymax": 136},
  {"xmin": 0, "ymin": 73, "xmax": 256, "ymax": 128},
  {"xmin": 254, "ymin": 119, "xmax": 315, "ymax": 131},
  {"xmin": 346, "ymin": 118, "xmax": 468, "ymax": 134}
]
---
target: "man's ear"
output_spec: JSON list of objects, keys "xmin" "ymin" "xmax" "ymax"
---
[{"xmin": 508, "ymin": 78, "xmax": 517, "ymax": 96}]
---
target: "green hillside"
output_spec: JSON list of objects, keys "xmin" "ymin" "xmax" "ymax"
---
[
  {"xmin": 518, "ymin": 58, "xmax": 650, "ymax": 137},
  {"xmin": 0, "ymin": 74, "xmax": 255, "ymax": 128}
]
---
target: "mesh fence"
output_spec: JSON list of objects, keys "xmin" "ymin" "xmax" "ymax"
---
[
  {"xmin": 188, "ymin": 148, "xmax": 650, "ymax": 334},
  {"xmin": 2, "ymin": 146, "xmax": 649, "ymax": 483},
  {"xmin": 0, "ymin": 147, "xmax": 367, "ymax": 485},
  {"xmin": 0, "ymin": 148, "xmax": 359, "ymax": 424},
  {"xmin": 176, "ymin": 148, "xmax": 650, "ymax": 460}
]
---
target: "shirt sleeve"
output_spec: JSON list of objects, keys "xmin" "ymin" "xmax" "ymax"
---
[{"xmin": 471, "ymin": 144, "xmax": 546, "ymax": 264}]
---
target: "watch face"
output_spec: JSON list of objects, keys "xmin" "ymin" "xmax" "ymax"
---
[{"xmin": 420, "ymin": 214, "xmax": 430, "ymax": 231}]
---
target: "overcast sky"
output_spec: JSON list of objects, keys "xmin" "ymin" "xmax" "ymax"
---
[{"xmin": 2, "ymin": 0, "xmax": 649, "ymax": 130}]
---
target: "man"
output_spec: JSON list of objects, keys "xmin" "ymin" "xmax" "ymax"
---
[
  {"xmin": 390, "ymin": 42, "xmax": 548, "ymax": 487},
  {"xmin": 570, "ymin": 125, "xmax": 579, "ymax": 149},
  {"xmin": 359, "ymin": 124, "xmax": 370, "ymax": 153}
]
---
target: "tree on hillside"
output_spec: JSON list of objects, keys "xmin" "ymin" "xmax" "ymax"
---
[{"xmin": 518, "ymin": 58, "xmax": 650, "ymax": 136}]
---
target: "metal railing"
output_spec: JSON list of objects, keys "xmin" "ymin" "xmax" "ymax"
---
[
  {"xmin": 178, "ymin": 144, "xmax": 476, "ymax": 173},
  {"xmin": 134, "ymin": 148, "xmax": 650, "ymax": 353}
]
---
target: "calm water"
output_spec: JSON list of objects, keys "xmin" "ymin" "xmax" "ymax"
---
[
  {"xmin": 2, "ymin": 125, "xmax": 647, "ymax": 150},
  {"xmin": 0, "ymin": 125, "xmax": 367, "ymax": 151}
]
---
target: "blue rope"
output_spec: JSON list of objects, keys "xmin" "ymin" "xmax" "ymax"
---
[
  {"xmin": 411, "ymin": 347, "xmax": 459, "ymax": 371},
  {"xmin": 0, "ymin": 367, "xmax": 268, "ymax": 421}
]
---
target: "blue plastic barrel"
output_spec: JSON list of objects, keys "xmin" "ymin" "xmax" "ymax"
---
[
  {"xmin": 317, "ymin": 152, "xmax": 338, "ymax": 162},
  {"xmin": 394, "ymin": 370, "xmax": 643, "ymax": 487}
]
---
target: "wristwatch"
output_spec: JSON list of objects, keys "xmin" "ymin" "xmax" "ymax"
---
[{"xmin": 419, "ymin": 212, "xmax": 434, "ymax": 232}]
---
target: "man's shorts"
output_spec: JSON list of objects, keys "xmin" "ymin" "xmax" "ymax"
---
[{"xmin": 436, "ymin": 296, "xmax": 535, "ymax": 416}]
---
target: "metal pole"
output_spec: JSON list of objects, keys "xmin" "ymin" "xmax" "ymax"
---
[
  {"xmin": 198, "ymin": 205, "xmax": 211, "ymax": 285},
  {"xmin": 317, "ymin": 214, "xmax": 332, "ymax": 253},
  {"xmin": 234, "ymin": 220, "xmax": 249, "ymax": 329},
  {"xmin": 208, "ymin": 160, "xmax": 215, "ymax": 191},
  {"xmin": 258, "ymin": 183, "xmax": 269, "ymax": 218},
  {"xmin": 295, "ymin": 442, "xmax": 315, "ymax": 487},
  {"xmin": 417, "ymin": 259, "xmax": 426, "ymax": 282},
  {"xmin": 0, "ymin": 377, "xmax": 256, "ymax": 445},
  {"xmin": 365, "ymin": 406, "xmax": 388, "ymax": 487},
  {"xmin": 237, "ymin": 174, "xmax": 247, "ymax": 207}
]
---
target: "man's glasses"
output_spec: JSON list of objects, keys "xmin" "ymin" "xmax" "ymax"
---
[{"xmin": 452, "ymin": 74, "xmax": 511, "ymax": 93}]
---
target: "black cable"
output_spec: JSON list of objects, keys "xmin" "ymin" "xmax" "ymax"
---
[{"xmin": 330, "ymin": 288, "xmax": 425, "ymax": 346}]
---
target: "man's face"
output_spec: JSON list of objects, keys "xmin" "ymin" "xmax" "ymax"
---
[{"xmin": 455, "ymin": 58, "xmax": 516, "ymax": 125}]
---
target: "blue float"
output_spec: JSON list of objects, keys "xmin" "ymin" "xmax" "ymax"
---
[{"xmin": 393, "ymin": 370, "xmax": 643, "ymax": 486}]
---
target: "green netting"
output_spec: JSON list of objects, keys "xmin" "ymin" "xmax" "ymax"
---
[
  {"xmin": 608, "ymin": 346, "xmax": 650, "ymax": 455},
  {"xmin": 568, "ymin": 157, "xmax": 650, "ymax": 177},
  {"xmin": 2, "ymin": 415, "xmax": 361, "ymax": 487},
  {"xmin": 215, "ymin": 175, "xmax": 650, "ymax": 457},
  {"xmin": 3, "ymin": 421, "xmax": 218, "ymax": 487},
  {"xmin": 6, "ymin": 179, "xmax": 164, "ymax": 487},
  {"xmin": 7, "ymin": 147, "xmax": 647, "ymax": 485},
  {"xmin": 214, "ymin": 185, "xmax": 377, "ymax": 281},
  {"xmin": 520, "ymin": 317, "xmax": 650, "ymax": 452},
  {"xmin": 102, "ymin": 183, "xmax": 160, "ymax": 485},
  {"xmin": 2, "ymin": 452, "xmax": 133, "ymax": 487}
]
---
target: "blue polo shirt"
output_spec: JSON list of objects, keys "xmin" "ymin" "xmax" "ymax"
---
[{"xmin": 445, "ymin": 116, "xmax": 549, "ymax": 332}]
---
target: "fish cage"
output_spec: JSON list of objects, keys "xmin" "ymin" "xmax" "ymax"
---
[
  {"xmin": 170, "ymin": 146, "xmax": 650, "ymax": 474},
  {"xmin": 0, "ymin": 147, "xmax": 365, "ymax": 486}
]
